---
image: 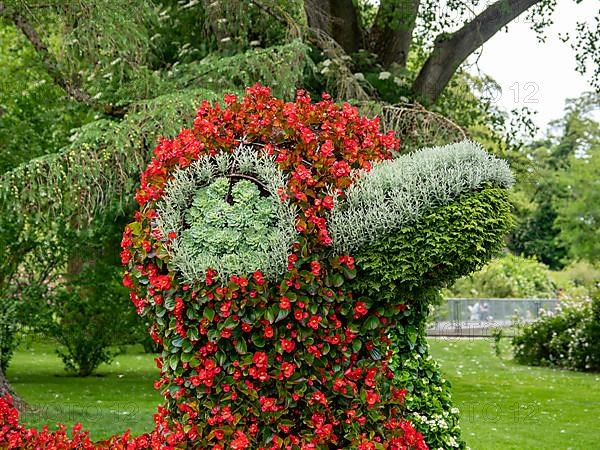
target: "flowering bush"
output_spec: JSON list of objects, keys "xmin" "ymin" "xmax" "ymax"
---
[
  {"xmin": 120, "ymin": 84, "xmax": 431, "ymax": 449},
  {"xmin": 513, "ymin": 292, "xmax": 600, "ymax": 372},
  {"xmin": 0, "ymin": 85, "xmax": 514, "ymax": 449}
]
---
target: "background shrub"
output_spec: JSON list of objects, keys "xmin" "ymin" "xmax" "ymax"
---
[
  {"xmin": 512, "ymin": 291, "xmax": 600, "ymax": 371},
  {"xmin": 44, "ymin": 263, "xmax": 130, "ymax": 376},
  {"xmin": 550, "ymin": 260, "xmax": 600, "ymax": 299},
  {"xmin": 447, "ymin": 253, "xmax": 556, "ymax": 298},
  {"xmin": 13, "ymin": 219, "xmax": 152, "ymax": 376}
]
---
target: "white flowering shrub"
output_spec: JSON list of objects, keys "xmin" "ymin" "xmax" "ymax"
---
[{"xmin": 513, "ymin": 293, "xmax": 600, "ymax": 371}]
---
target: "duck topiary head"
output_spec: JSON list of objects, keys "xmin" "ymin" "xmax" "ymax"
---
[{"xmin": 121, "ymin": 85, "xmax": 513, "ymax": 449}]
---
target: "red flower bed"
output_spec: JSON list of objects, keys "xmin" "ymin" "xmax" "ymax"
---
[{"xmin": 1, "ymin": 85, "xmax": 427, "ymax": 449}]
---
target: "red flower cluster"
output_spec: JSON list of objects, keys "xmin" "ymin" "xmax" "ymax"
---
[
  {"xmin": 1, "ymin": 85, "xmax": 428, "ymax": 449},
  {"xmin": 0, "ymin": 395, "xmax": 187, "ymax": 449}
]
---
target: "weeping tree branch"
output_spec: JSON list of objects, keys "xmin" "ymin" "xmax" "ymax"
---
[
  {"xmin": 413, "ymin": 0, "xmax": 542, "ymax": 104},
  {"xmin": 0, "ymin": 1, "xmax": 90, "ymax": 102},
  {"xmin": 370, "ymin": 0, "xmax": 421, "ymax": 69},
  {"xmin": 0, "ymin": 42, "xmax": 311, "ymax": 226},
  {"xmin": 0, "ymin": 1, "xmax": 125, "ymax": 117},
  {"xmin": 249, "ymin": 0, "xmax": 288, "ymax": 25}
]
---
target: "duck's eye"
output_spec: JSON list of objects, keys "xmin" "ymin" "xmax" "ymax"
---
[{"xmin": 154, "ymin": 146, "xmax": 298, "ymax": 284}]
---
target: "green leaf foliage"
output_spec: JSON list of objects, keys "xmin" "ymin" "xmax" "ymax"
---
[
  {"xmin": 0, "ymin": 88, "xmax": 220, "ymax": 228},
  {"xmin": 351, "ymin": 188, "xmax": 514, "ymax": 296},
  {"xmin": 0, "ymin": 24, "xmax": 91, "ymax": 174},
  {"xmin": 448, "ymin": 254, "xmax": 556, "ymax": 299},
  {"xmin": 349, "ymin": 187, "xmax": 513, "ymax": 448}
]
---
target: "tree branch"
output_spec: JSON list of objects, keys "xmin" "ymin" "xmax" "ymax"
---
[
  {"xmin": 412, "ymin": 0, "xmax": 541, "ymax": 104},
  {"xmin": 370, "ymin": 0, "xmax": 420, "ymax": 68},
  {"xmin": 0, "ymin": 2, "xmax": 91, "ymax": 102},
  {"xmin": 0, "ymin": 2, "xmax": 126, "ymax": 117},
  {"xmin": 249, "ymin": 0, "xmax": 288, "ymax": 26}
]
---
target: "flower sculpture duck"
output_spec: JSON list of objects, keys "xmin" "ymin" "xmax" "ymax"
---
[{"xmin": 0, "ymin": 85, "xmax": 513, "ymax": 449}]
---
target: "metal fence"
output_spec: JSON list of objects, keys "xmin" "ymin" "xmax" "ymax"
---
[{"xmin": 427, "ymin": 297, "xmax": 559, "ymax": 337}]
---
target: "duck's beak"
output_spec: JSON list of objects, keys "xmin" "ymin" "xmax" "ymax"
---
[{"xmin": 329, "ymin": 140, "xmax": 514, "ymax": 255}]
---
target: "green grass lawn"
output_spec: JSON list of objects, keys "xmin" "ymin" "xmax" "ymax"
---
[
  {"xmin": 429, "ymin": 338, "xmax": 600, "ymax": 450},
  {"xmin": 6, "ymin": 340, "xmax": 161, "ymax": 440},
  {"xmin": 4, "ymin": 338, "xmax": 600, "ymax": 448}
]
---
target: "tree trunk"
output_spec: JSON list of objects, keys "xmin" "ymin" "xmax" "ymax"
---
[
  {"xmin": 0, "ymin": 366, "xmax": 25, "ymax": 410},
  {"xmin": 370, "ymin": 0, "xmax": 420, "ymax": 68},
  {"xmin": 304, "ymin": 0, "xmax": 363, "ymax": 55},
  {"xmin": 0, "ymin": 367, "xmax": 12, "ymax": 397},
  {"xmin": 413, "ymin": 0, "xmax": 541, "ymax": 104}
]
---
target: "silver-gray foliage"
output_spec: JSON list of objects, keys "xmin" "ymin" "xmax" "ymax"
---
[{"xmin": 329, "ymin": 140, "xmax": 514, "ymax": 254}]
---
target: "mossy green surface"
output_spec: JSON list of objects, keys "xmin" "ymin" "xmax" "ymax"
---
[{"xmin": 350, "ymin": 188, "xmax": 514, "ymax": 449}]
